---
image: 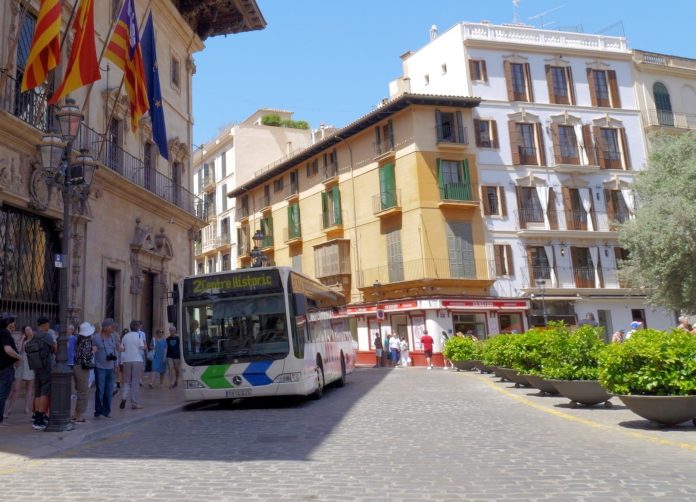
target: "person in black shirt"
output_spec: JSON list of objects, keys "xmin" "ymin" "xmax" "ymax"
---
[
  {"xmin": 166, "ymin": 326, "xmax": 181, "ymax": 389},
  {"xmin": 0, "ymin": 315, "xmax": 20, "ymax": 426}
]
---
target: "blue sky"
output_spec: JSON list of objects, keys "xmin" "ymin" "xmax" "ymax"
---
[{"xmin": 192, "ymin": 0, "xmax": 696, "ymax": 146}]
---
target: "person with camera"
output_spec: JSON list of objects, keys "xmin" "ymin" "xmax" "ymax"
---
[{"xmin": 92, "ymin": 318, "xmax": 121, "ymax": 419}]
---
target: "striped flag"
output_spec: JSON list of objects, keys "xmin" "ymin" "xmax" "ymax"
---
[
  {"xmin": 104, "ymin": 0, "xmax": 149, "ymax": 131},
  {"xmin": 49, "ymin": 0, "xmax": 101, "ymax": 105},
  {"xmin": 21, "ymin": 0, "xmax": 61, "ymax": 92}
]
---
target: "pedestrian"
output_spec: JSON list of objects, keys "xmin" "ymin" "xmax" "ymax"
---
[
  {"xmin": 72, "ymin": 322, "xmax": 96, "ymax": 423},
  {"xmin": 625, "ymin": 321, "xmax": 642, "ymax": 340},
  {"xmin": 420, "ymin": 330, "xmax": 434, "ymax": 369},
  {"xmin": 578, "ymin": 313, "xmax": 599, "ymax": 327},
  {"xmin": 13, "ymin": 325, "xmax": 36, "ymax": 415},
  {"xmin": 399, "ymin": 336, "xmax": 410, "ymax": 367},
  {"xmin": 92, "ymin": 318, "xmax": 121, "ymax": 419},
  {"xmin": 388, "ymin": 333, "xmax": 400, "ymax": 367},
  {"xmin": 677, "ymin": 315, "xmax": 692, "ymax": 332},
  {"xmin": 148, "ymin": 328, "xmax": 168, "ymax": 389},
  {"xmin": 119, "ymin": 320, "xmax": 146, "ymax": 410},
  {"xmin": 65, "ymin": 324, "xmax": 76, "ymax": 400},
  {"xmin": 27, "ymin": 316, "xmax": 56, "ymax": 430},
  {"xmin": 611, "ymin": 330, "xmax": 624, "ymax": 344},
  {"xmin": 137, "ymin": 321, "xmax": 147, "ymax": 385},
  {"xmin": 166, "ymin": 325, "xmax": 181, "ymax": 389},
  {"xmin": 373, "ymin": 332, "xmax": 383, "ymax": 367},
  {"xmin": 383, "ymin": 334, "xmax": 391, "ymax": 367},
  {"xmin": 0, "ymin": 315, "xmax": 21, "ymax": 427},
  {"xmin": 441, "ymin": 331, "xmax": 454, "ymax": 370}
]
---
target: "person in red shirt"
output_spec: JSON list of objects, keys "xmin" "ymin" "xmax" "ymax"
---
[{"xmin": 420, "ymin": 330, "xmax": 434, "ymax": 369}]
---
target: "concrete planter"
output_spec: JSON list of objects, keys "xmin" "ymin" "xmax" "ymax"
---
[
  {"xmin": 452, "ymin": 360, "xmax": 477, "ymax": 371},
  {"xmin": 523, "ymin": 374, "xmax": 560, "ymax": 395},
  {"xmin": 499, "ymin": 368, "xmax": 532, "ymax": 387},
  {"xmin": 618, "ymin": 395, "xmax": 696, "ymax": 427},
  {"xmin": 548, "ymin": 379, "xmax": 613, "ymax": 407},
  {"xmin": 493, "ymin": 367, "xmax": 509, "ymax": 381}
]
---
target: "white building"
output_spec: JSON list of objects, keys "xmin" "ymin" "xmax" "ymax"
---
[
  {"xmin": 192, "ymin": 109, "xmax": 313, "ymax": 274},
  {"xmin": 389, "ymin": 22, "xmax": 676, "ymax": 335}
]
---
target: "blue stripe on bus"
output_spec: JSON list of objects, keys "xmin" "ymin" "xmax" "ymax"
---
[{"xmin": 243, "ymin": 361, "xmax": 274, "ymax": 386}]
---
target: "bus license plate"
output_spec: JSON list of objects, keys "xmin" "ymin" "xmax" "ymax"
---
[{"xmin": 225, "ymin": 388, "xmax": 252, "ymax": 398}]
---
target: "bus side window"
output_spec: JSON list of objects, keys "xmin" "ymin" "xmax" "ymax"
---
[{"xmin": 292, "ymin": 293, "xmax": 307, "ymax": 358}]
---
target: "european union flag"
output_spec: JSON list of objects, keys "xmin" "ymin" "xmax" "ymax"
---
[{"xmin": 141, "ymin": 12, "xmax": 168, "ymax": 160}]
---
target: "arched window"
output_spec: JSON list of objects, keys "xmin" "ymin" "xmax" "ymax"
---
[{"xmin": 653, "ymin": 82, "xmax": 674, "ymax": 126}]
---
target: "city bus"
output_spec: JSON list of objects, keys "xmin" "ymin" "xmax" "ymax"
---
[{"xmin": 178, "ymin": 266, "xmax": 355, "ymax": 401}]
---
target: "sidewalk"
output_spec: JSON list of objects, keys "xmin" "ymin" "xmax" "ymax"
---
[{"xmin": 0, "ymin": 379, "xmax": 186, "ymax": 466}]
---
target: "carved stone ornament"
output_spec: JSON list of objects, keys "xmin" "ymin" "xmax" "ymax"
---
[
  {"xmin": 102, "ymin": 88, "xmax": 130, "ymax": 133},
  {"xmin": 29, "ymin": 167, "xmax": 51, "ymax": 211},
  {"xmin": 168, "ymin": 137, "xmax": 190, "ymax": 164}
]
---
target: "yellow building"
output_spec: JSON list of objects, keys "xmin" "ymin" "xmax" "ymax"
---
[{"xmin": 229, "ymin": 94, "xmax": 530, "ymax": 365}]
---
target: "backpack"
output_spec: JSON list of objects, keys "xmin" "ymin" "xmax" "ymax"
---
[{"xmin": 25, "ymin": 336, "xmax": 50, "ymax": 370}]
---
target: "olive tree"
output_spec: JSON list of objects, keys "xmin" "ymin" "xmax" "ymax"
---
[{"xmin": 619, "ymin": 131, "xmax": 696, "ymax": 314}]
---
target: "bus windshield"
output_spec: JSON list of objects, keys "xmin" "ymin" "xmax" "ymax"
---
[{"xmin": 182, "ymin": 292, "xmax": 289, "ymax": 366}]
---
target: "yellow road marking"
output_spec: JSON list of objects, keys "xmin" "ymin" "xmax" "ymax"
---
[{"xmin": 478, "ymin": 374, "xmax": 696, "ymax": 452}]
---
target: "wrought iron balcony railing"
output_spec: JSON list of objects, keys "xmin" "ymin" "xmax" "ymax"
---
[
  {"xmin": 372, "ymin": 189, "xmax": 401, "ymax": 214},
  {"xmin": 358, "ymin": 258, "xmax": 493, "ymax": 288}
]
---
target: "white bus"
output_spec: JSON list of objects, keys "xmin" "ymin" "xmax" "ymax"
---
[{"xmin": 178, "ymin": 266, "xmax": 355, "ymax": 401}]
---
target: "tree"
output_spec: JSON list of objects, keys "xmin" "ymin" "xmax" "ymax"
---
[{"xmin": 619, "ymin": 131, "xmax": 696, "ymax": 313}]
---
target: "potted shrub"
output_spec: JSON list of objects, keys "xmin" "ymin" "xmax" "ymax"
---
[
  {"xmin": 599, "ymin": 328, "xmax": 696, "ymax": 426},
  {"xmin": 443, "ymin": 336, "xmax": 479, "ymax": 371},
  {"xmin": 541, "ymin": 324, "xmax": 613, "ymax": 407},
  {"xmin": 472, "ymin": 339, "xmax": 493, "ymax": 373},
  {"xmin": 481, "ymin": 333, "xmax": 517, "ymax": 380},
  {"xmin": 510, "ymin": 327, "xmax": 563, "ymax": 395}
]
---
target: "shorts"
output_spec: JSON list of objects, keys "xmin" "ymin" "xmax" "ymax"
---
[
  {"xmin": 34, "ymin": 370, "xmax": 51, "ymax": 397},
  {"xmin": 423, "ymin": 349, "xmax": 433, "ymax": 358},
  {"xmin": 375, "ymin": 349, "xmax": 383, "ymax": 357}
]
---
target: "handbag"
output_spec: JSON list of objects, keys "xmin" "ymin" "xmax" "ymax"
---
[
  {"xmin": 147, "ymin": 349, "xmax": 156, "ymax": 362},
  {"xmin": 81, "ymin": 359, "xmax": 95, "ymax": 370}
]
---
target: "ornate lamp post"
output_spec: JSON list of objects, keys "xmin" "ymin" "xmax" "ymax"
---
[
  {"xmin": 37, "ymin": 98, "xmax": 97, "ymax": 432},
  {"xmin": 535, "ymin": 278, "xmax": 548, "ymax": 327},
  {"xmin": 250, "ymin": 229, "xmax": 267, "ymax": 268}
]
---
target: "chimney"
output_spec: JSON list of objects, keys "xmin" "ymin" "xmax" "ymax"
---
[{"xmin": 430, "ymin": 24, "xmax": 438, "ymax": 41}]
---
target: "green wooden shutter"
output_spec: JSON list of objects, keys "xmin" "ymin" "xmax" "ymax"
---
[
  {"xmin": 460, "ymin": 160, "xmax": 472, "ymax": 200},
  {"xmin": 288, "ymin": 204, "xmax": 301, "ymax": 238},
  {"xmin": 379, "ymin": 163, "xmax": 396, "ymax": 209},
  {"xmin": 446, "ymin": 221, "xmax": 475, "ymax": 279},
  {"xmin": 332, "ymin": 186, "xmax": 342, "ymax": 225},
  {"xmin": 436, "ymin": 158, "xmax": 444, "ymax": 199},
  {"xmin": 321, "ymin": 191, "xmax": 328, "ymax": 228}
]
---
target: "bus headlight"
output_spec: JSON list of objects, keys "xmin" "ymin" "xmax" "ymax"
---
[
  {"xmin": 274, "ymin": 372, "xmax": 302, "ymax": 383},
  {"xmin": 185, "ymin": 380, "xmax": 206, "ymax": 389}
]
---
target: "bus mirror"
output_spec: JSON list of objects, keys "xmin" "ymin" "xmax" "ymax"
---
[{"xmin": 167, "ymin": 304, "xmax": 177, "ymax": 324}]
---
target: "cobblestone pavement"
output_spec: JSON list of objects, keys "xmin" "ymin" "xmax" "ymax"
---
[{"xmin": 3, "ymin": 367, "xmax": 696, "ymax": 501}]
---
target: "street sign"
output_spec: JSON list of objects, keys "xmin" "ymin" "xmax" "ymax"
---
[{"xmin": 54, "ymin": 253, "xmax": 65, "ymax": 268}]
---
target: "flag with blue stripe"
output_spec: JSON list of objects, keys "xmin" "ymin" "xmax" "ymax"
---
[{"xmin": 141, "ymin": 12, "xmax": 168, "ymax": 160}]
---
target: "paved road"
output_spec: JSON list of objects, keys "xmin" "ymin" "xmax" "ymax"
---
[{"xmin": 3, "ymin": 368, "xmax": 696, "ymax": 501}]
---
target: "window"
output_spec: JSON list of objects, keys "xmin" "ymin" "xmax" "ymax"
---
[
  {"xmin": 653, "ymin": 82, "xmax": 674, "ymax": 126},
  {"xmin": 631, "ymin": 309, "xmax": 646, "ymax": 328},
  {"xmin": 106, "ymin": 118, "xmax": 122, "ymax": 172},
  {"xmin": 481, "ymin": 186, "xmax": 506, "ymax": 216},
  {"xmin": 453, "ymin": 313, "xmax": 487, "ymax": 340},
  {"xmin": 527, "ymin": 246, "xmax": 551, "ymax": 281},
  {"xmin": 386, "ymin": 229, "xmax": 404, "ymax": 282},
  {"xmin": 220, "ymin": 153, "xmax": 227, "ymax": 178},
  {"xmin": 499, "ymin": 313, "xmax": 523, "ymax": 334},
  {"xmin": 469, "ymin": 59, "xmax": 488, "ymax": 81},
  {"xmin": 171, "ymin": 55, "xmax": 180, "ymax": 89},
  {"xmin": 424, "ymin": 74, "xmax": 430, "ymax": 85},
  {"xmin": 516, "ymin": 187, "xmax": 547, "ymax": 226},
  {"xmin": 474, "ymin": 119, "xmax": 498, "ymax": 148},
  {"xmin": 207, "ymin": 258, "xmax": 215, "ymax": 274},
  {"xmin": 220, "ymin": 217, "xmax": 230, "ymax": 238},
  {"xmin": 435, "ymin": 110, "xmax": 465, "ymax": 144},
  {"xmin": 446, "ymin": 222, "xmax": 475, "ymax": 279},
  {"xmin": 493, "ymin": 244, "xmax": 514, "ymax": 277},
  {"xmin": 595, "ymin": 127, "xmax": 629, "ymax": 169},
  {"xmin": 545, "ymin": 65, "xmax": 575, "ymax": 105},
  {"xmin": 323, "ymin": 149, "xmax": 338, "ymax": 178},
  {"xmin": 571, "ymin": 246, "xmax": 601, "ymax": 288},
  {"xmin": 289, "ymin": 170, "xmax": 299, "ymax": 194},
  {"xmin": 605, "ymin": 190, "xmax": 631, "ymax": 226},
  {"xmin": 504, "ymin": 61, "xmax": 533, "ymax": 102},
  {"xmin": 260, "ymin": 216, "xmax": 274, "ymax": 247},
  {"xmin": 143, "ymin": 142, "xmax": 154, "ymax": 191},
  {"xmin": 221, "ymin": 184, "xmax": 227, "ymax": 212},
  {"xmin": 221, "ymin": 254, "xmax": 230, "ymax": 271},
  {"xmin": 321, "ymin": 187, "xmax": 342, "ymax": 228},
  {"xmin": 374, "ymin": 120, "xmax": 394, "ymax": 155},
  {"xmin": 237, "ymin": 225, "xmax": 250, "ymax": 255},
  {"xmin": 105, "ymin": 268, "xmax": 119, "ymax": 320},
  {"xmin": 306, "ymin": 159, "xmax": 319, "ymax": 177},
  {"xmin": 441, "ymin": 63, "xmax": 448, "ymax": 75},
  {"xmin": 314, "ymin": 240, "xmax": 350, "ymax": 278},
  {"xmin": 509, "ymin": 121, "xmax": 546, "ymax": 166},
  {"xmin": 550, "ymin": 124, "xmax": 579, "ymax": 165},
  {"xmin": 196, "ymin": 261, "xmax": 204, "ymax": 275},
  {"xmin": 562, "ymin": 188, "xmax": 593, "ymax": 231},
  {"xmin": 378, "ymin": 163, "xmax": 397, "ymax": 211},
  {"xmin": 437, "ymin": 159, "xmax": 472, "ymax": 201},
  {"xmin": 587, "ymin": 68, "xmax": 620, "ymax": 108},
  {"xmin": 262, "ymin": 184, "xmax": 270, "ymax": 207},
  {"xmin": 273, "ymin": 178, "xmax": 284, "ymax": 193},
  {"xmin": 287, "ymin": 203, "xmax": 301, "ymax": 240},
  {"xmin": 291, "ymin": 253, "xmax": 302, "ymax": 273}
]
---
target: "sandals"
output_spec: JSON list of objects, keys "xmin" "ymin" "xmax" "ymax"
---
[{"xmin": 71, "ymin": 418, "xmax": 89, "ymax": 423}]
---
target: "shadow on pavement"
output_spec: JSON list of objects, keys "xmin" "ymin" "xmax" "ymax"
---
[{"xmin": 618, "ymin": 419, "xmax": 696, "ymax": 431}]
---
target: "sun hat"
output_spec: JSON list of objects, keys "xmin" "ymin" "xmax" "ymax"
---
[
  {"xmin": 78, "ymin": 321, "xmax": 95, "ymax": 337},
  {"xmin": 630, "ymin": 321, "xmax": 640, "ymax": 329}
]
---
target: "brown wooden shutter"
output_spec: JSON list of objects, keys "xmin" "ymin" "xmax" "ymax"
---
[
  {"xmin": 481, "ymin": 60, "xmax": 488, "ymax": 81},
  {"xmin": 505, "ymin": 244, "xmax": 514, "ymax": 277},
  {"xmin": 516, "ymin": 186, "xmax": 526, "ymax": 229},
  {"xmin": 481, "ymin": 186, "xmax": 491, "ymax": 215},
  {"xmin": 545, "ymin": 65, "xmax": 555, "ymax": 104},
  {"xmin": 504, "ymin": 61, "xmax": 514, "ymax": 101},
  {"xmin": 561, "ymin": 187, "xmax": 572, "ymax": 215},
  {"xmin": 494, "ymin": 245, "xmax": 503, "ymax": 276},
  {"xmin": 608, "ymin": 70, "xmax": 621, "ymax": 108},
  {"xmin": 593, "ymin": 126, "xmax": 607, "ymax": 169},
  {"xmin": 550, "ymin": 123, "xmax": 562, "ymax": 165},
  {"xmin": 526, "ymin": 246, "xmax": 535, "ymax": 281},
  {"xmin": 498, "ymin": 186, "xmax": 507, "ymax": 216},
  {"xmin": 474, "ymin": 118, "xmax": 482, "ymax": 147},
  {"xmin": 605, "ymin": 189, "xmax": 616, "ymax": 223},
  {"xmin": 567, "ymin": 67, "xmax": 576, "ymax": 105},
  {"xmin": 535, "ymin": 122, "xmax": 546, "ymax": 166},
  {"xmin": 587, "ymin": 68, "xmax": 597, "ymax": 107},
  {"xmin": 545, "ymin": 188, "xmax": 556, "ymax": 230},
  {"xmin": 582, "ymin": 125, "xmax": 595, "ymax": 165},
  {"xmin": 509, "ymin": 121, "xmax": 521, "ymax": 165},
  {"xmin": 524, "ymin": 63, "xmax": 534, "ymax": 102},
  {"xmin": 468, "ymin": 59, "xmax": 477, "ymax": 80},
  {"xmin": 491, "ymin": 120, "xmax": 499, "ymax": 148},
  {"xmin": 619, "ymin": 127, "xmax": 631, "ymax": 169}
]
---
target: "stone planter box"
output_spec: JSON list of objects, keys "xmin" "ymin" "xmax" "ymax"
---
[
  {"xmin": 493, "ymin": 367, "xmax": 509, "ymax": 381},
  {"xmin": 452, "ymin": 360, "xmax": 477, "ymax": 371},
  {"xmin": 473, "ymin": 360, "xmax": 493, "ymax": 373},
  {"xmin": 618, "ymin": 395, "xmax": 696, "ymax": 427},
  {"xmin": 549, "ymin": 379, "xmax": 612, "ymax": 407},
  {"xmin": 498, "ymin": 368, "xmax": 531, "ymax": 387},
  {"xmin": 523, "ymin": 374, "xmax": 560, "ymax": 395}
]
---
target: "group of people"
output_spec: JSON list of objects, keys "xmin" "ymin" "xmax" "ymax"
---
[
  {"xmin": 373, "ymin": 330, "xmax": 437, "ymax": 369},
  {"xmin": 0, "ymin": 314, "xmax": 182, "ymax": 430},
  {"xmin": 610, "ymin": 320, "xmax": 644, "ymax": 343}
]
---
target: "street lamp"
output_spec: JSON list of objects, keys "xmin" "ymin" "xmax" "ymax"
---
[
  {"xmin": 37, "ymin": 98, "xmax": 97, "ymax": 432},
  {"xmin": 535, "ymin": 278, "xmax": 548, "ymax": 327},
  {"xmin": 250, "ymin": 229, "xmax": 267, "ymax": 268}
]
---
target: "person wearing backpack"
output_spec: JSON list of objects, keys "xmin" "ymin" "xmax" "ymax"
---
[
  {"xmin": 0, "ymin": 315, "xmax": 21, "ymax": 427},
  {"xmin": 28, "ymin": 316, "xmax": 56, "ymax": 430}
]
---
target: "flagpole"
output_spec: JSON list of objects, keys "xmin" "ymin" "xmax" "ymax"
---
[{"xmin": 99, "ymin": 0, "xmax": 153, "ymax": 160}]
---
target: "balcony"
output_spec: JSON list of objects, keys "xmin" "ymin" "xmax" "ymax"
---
[
  {"xmin": 551, "ymin": 145, "xmax": 601, "ymax": 173},
  {"xmin": 643, "ymin": 108, "xmax": 696, "ymax": 130},
  {"xmin": 235, "ymin": 206, "xmax": 249, "ymax": 223},
  {"xmin": 373, "ymin": 138, "xmax": 395, "ymax": 160},
  {"xmin": 218, "ymin": 232, "xmax": 231, "ymax": 249},
  {"xmin": 283, "ymin": 182, "xmax": 300, "ymax": 202},
  {"xmin": 283, "ymin": 226, "xmax": 302, "ymax": 244},
  {"xmin": 321, "ymin": 211, "xmax": 343, "ymax": 231},
  {"xmin": 438, "ymin": 183, "xmax": 478, "ymax": 210},
  {"xmin": 257, "ymin": 195, "xmax": 271, "ymax": 213},
  {"xmin": 358, "ymin": 258, "xmax": 494, "ymax": 290},
  {"xmin": 517, "ymin": 208, "xmax": 622, "ymax": 237},
  {"xmin": 436, "ymin": 124, "xmax": 468, "ymax": 149},
  {"xmin": 0, "ymin": 71, "xmax": 205, "ymax": 219},
  {"xmin": 515, "ymin": 146, "xmax": 539, "ymax": 166},
  {"xmin": 372, "ymin": 189, "xmax": 401, "ymax": 217},
  {"xmin": 634, "ymin": 51, "xmax": 696, "ymax": 70},
  {"xmin": 206, "ymin": 205, "xmax": 217, "ymax": 221},
  {"xmin": 201, "ymin": 238, "xmax": 219, "ymax": 254},
  {"xmin": 201, "ymin": 175, "xmax": 216, "ymax": 192},
  {"xmin": 522, "ymin": 265, "xmax": 623, "ymax": 291},
  {"xmin": 321, "ymin": 162, "xmax": 339, "ymax": 186},
  {"xmin": 193, "ymin": 242, "xmax": 202, "ymax": 255}
]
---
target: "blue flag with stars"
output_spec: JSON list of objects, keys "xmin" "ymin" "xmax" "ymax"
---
[{"xmin": 141, "ymin": 12, "xmax": 168, "ymax": 160}]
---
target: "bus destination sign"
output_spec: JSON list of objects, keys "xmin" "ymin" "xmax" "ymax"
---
[{"xmin": 184, "ymin": 270, "xmax": 281, "ymax": 297}]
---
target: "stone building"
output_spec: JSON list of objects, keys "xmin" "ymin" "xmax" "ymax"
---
[{"xmin": 0, "ymin": 0, "xmax": 264, "ymax": 337}]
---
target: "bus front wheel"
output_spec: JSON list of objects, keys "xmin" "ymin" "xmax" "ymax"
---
[
  {"xmin": 335, "ymin": 354, "xmax": 346, "ymax": 388},
  {"xmin": 310, "ymin": 363, "xmax": 324, "ymax": 400}
]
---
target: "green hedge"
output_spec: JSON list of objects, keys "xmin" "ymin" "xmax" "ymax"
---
[{"xmin": 443, "ymin": 336, "xmax": 480, "ymax": 361}]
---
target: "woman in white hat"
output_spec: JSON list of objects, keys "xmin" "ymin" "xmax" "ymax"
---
[{"xmin": 72, "ymin": 321, "xmax": 96, "ymax": 423}]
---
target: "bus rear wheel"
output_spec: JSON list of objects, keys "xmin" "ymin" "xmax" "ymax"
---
[{"xmin": 310, "ymin": 364, "xmax": 324, "ymax": 400}]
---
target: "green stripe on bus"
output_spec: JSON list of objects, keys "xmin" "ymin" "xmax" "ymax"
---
[{"xmin": 200, "ymin": 364, "xmax": 233, "ymax": 389}]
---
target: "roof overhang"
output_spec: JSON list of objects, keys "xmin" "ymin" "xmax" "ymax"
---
[{"xmin": 173, "ymin": 0, "xmax": 266, "ymax": 40}]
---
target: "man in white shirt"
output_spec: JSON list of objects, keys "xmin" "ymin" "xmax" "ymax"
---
[
  {"xmin": 119, "ymin": 320, "xmax": 145, "ymax": 410},
  {"xmin": 388, "ymin": 334, "xmax": 401, "ymax": 367}
]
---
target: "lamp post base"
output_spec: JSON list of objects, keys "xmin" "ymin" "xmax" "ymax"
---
[{"xmin": 45, "ymin": 363, "xmax": 75, "ymax": 432}]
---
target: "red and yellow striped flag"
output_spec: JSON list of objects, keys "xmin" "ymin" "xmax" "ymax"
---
[
  {"xmin": 104, "ymin": 0, "xmax": 149, "ymax": 131},
  {"xmin": 49, "ymin": 0, "xmax": 101, "ymax": 104},
  {"xmin": 21, "ymin": 0, "xmax": 61, "ymax": 92}
]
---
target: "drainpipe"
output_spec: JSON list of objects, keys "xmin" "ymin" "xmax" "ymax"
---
[{"xmin": 335, "ymin": 135, "xmax": 361, "ymax": 303}]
